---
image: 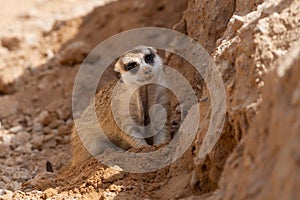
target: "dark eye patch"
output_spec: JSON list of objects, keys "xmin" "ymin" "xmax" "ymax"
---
[
  {"xmin": 124, "ymin": 62, "xmax": 139, "ymax": 73},
  {"xmin": 144, "ymin": 53, "xmax": 154, "ymax": 64}
]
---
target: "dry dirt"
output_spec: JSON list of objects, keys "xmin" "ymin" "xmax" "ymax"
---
[{"xmin": 0, "ymin": 0, "xmax": 299, "ymax": 199}]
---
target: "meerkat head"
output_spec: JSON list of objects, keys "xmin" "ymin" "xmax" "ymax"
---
[{"xmin": 114, "ymin": 46, "xmax": 163, "ymax": 86}]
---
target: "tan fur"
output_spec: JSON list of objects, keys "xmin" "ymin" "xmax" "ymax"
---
[{"xmin": 71, "ymin": 46, "xmax": 171, "ymax": 165}]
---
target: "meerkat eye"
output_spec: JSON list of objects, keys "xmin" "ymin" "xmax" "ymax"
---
[
  {"xmin": 144, "ymin": 53, "xmax": 154, "ymax": 64},
  {"xmin": 124, "ymin": 62, "xmax": 139, "ymax": 71}
]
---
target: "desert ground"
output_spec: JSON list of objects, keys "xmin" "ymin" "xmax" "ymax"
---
[{"xmin": 0, "ymin": 0, "xmax": 299, "ymax": 199}]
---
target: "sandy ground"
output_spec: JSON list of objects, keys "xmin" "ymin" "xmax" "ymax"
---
[{"xmin": 1, "ymin": 0, "xmax": 299, "ymax": 199}]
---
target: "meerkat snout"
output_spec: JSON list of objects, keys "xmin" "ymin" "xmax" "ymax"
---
[{"xmin": 143, "ymin": 66, "xmax": 152, "ymax": 74}]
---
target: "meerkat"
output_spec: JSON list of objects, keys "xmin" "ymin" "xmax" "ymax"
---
[{"xmin": 71, "ymin": 46, "xmax": 171, "ymax": 165}]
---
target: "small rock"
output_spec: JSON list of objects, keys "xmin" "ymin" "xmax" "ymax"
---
[
  {"xmin": 9, "ymin": 125, "xmax": 23, "ymax": 133},
  {"xmin": 0, "ymin": 96, "xmax": 19, "ymax": 118},
  {"xmin": 43, "ymin": 126, "xmax": 52, "ymax": 134},
  {"xmin": 63, "ymin": 135, "xmax": 70, "ymax": 142},
  {"xmin": 109, "ymin": 184, "xmax": 122, "ymax": 192},
  {"xmin": 0, "ymin": 188, "xmax": 5, "ymax": 195},
  {"xmin": 55, "ymin": 109, "xmax": 64, "ymax": 120},
  {"xmin": 24, "ymin": 33, "xmax": 39, "ymax": 47},
  {"xmin": 36, "ymin": 111, "xmax": 52, "ymax": 126},
  {"xmin": 11, "ymin": 182, "xmax": 22, "ymax": 191},
  {"xmin": 43, "ymin": 139, "xmax": 57, "ymax": 149},
  {"xmin": 12, "ymin": 168, "xmax": 31, "ymax": 180},
  {"xmin": 1, "ymin": 176, "xmax": 11, "ymax": 184},
  {"xmin": 54, "ymin": 136, "xmax": 66, "ymax": 145},
  {"xmin": 59, "ymin": 41, "xmax": 90, "ymax": 65},
  {"xmin": 37, "ymin": 77, "xmax": 49, "ymax": 90},
  {"xmin": 48, "ymin": 120, "xmax": 64, "ymax": 129},
  {"xmin": 15, "ymin": 131, "xmax": 31, "ymax": 144},
  {"xmin": 272, "ymin": 22, "xmax": 286, "ymax": 34},
  {"xmin": 15, "ymin": 142, "xmax": 32, "ymax": 153},
  {"xmin": 0, "ymin": 79, "xmax": 13, "ymax": 95},
  {"xmin": 44, "ymin": 134, "xmax": 54, "ymax": 141},
  {"xmin": 32, "ymin": 134, "xmax": 44, "ymax": 149},
  {"xmin": 33, "ymin": 122, "xmax": 43, "ymax": 133},
  {"xmin": 66, "ymin": 119, "xmax": 73, "ymax": 127},
  {"xmin": 102, "ymin": 191, "xmax": 117, "ymax": 199},
  {"xmin": 43, "ymin": 188, "xmax": 58, "ymax": 198},
  {"xmin": 61, "ymin": 106, "xmax": 71, "ymax": 120},
  {"xmin": 103, "ymin": 168, "xmax": 124, "ymax": 183},
  {"xmin": 1, "ymin": 134, "xmax": 14, "ymax": 145},
  {"xmin": 5, "ymin": 157, "xmax": 15, "ymax": 166},
  {"xmin": 58, "ymin": 125, "xmax": 69, "ymax": 135},
  {"xmin": 1, "ymin": 36, "xmax": 20, "ymax": 51},
  {"xmin": 24, "ymin": 115, "xmax": 33, "ymax": 127},
  {"xmin": 51, "ymin": 129, "xmax": 58, "ymax": 135},
  {"xmin": 0, "ymin": 189, "xmax": 12, "ymax": 197},
  {"xmin": 31, "ymin": 95, "xmax": 39, "ymax": 102},
  {"xmin": 0, "ymin": 66, "xmax": 24, "ymax": 94},
  {"xmin": 0, "ymin": 144, "xmax": 9, "ymax": 158}
]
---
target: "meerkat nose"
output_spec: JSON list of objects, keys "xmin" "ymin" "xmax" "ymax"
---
[{"xmin": 143, "ymin": 67, "xmax": 152, "ymax": 74}]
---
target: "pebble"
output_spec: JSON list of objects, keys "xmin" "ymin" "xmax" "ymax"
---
[
  {"xmin": 33, "ymin": 122, "xmax": 44, "ymax": 133},
  {"xmin": 44, "ymin": 134, "xmax": 54, "ymax": 141},
  {"xmin": 43, "ymin": 139, "xmax": 57, "ymax": 149},
  {"xmin": 12, "ymin": 168, "xmax": 31, "ymax": 180},
  {"xmin": 59, "ymin": 41, "xmax": 90, "ymax": 65},
  {"xmin": 102, "ymin": 191, "xmax": 117, "ymax": 199},
  {"xmin": 55, "ymin": 109, "xmax": 64, "ymax": 120},
  {"xmin": 24, "ymin": 115, "xmax": 33, "ymax": 127},
  {"xmin": 1, "ymin": 176, "xmax": 11, "ymax": 184},
  {"xmin": 58, "ymin": 125, "xmax": 69, "ymax": 135},
  {"xmin": 37, "ymin": 78, "xmax": 49, "ymax": 90},
  {"xmin": 0, "ymin": 189, "xmax": 12, "ymax": 198},
  {"xmin": 36, "ymin": 111, "xmax": 52, "ymax": 126},
  {"xmin": 0, "ymin": 188, "xmax": 5, "ymax": 195},
  {"xmin": 55, "ymin": 136, "xmax": 66, "ymax": 145},
  {"xmin": 1, "ymin": 134, "xmax": 14, "ymax": 145},
  {"xmin": 43, "ymin": 188, "xmax": 58, "ymax": 198},
  {"xmin": 48, "ymin": 120, "xmax": 64, "ymax": 129},
  {"xmin": 9, "ymin": 126, "xmax": 23, "ymax": 133},
  {"xmin": 43, "ymin": 126, "xmax": 52, "ymax": 134},
  {"xmin": 0, "ymin": 96, "xmax": 19, "ymax": 118},
  {"xmin": 15, "ymin": 131, "xmax": 31, "ymax": 144},
  {"xmin": 51, "ymin": 129, "xmax": 58, "ymax": 135},
  {"xmin": 1, "ymin": 36, "xmax": 20, "ymax": 51},
  {"xmin": 11, "ymin": 182, "xmax": 22, "ymax": 191},
  {"xmin": 66, "ymin": 119, "xmax": 73, "ymax": 127},
  {"xmin": 0, "ymin": 144, "xmax": 9, "ymax": 158},
  {"xmin": 4, "ymin": 157, "xmax": 15, "ymax": 166},
  {"xmin": 32, "ymin": 134, "xmax": 44, "ymax": 149},
  {"xmin": 15, "ymin": 142, "xmax": 32, "ymax": 153}
]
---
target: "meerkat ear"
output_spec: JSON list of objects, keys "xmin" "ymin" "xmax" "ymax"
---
[
  {"xmin": 114, "ymin": 61, "xmax": 123, "ymax": 82},
  {"xmin": 115, "ymin": 71, "xmax": 122, "ymax": 80},
  {"xmin": 148, "ymin": 46, "xmax": 157, "ymax": 54}
]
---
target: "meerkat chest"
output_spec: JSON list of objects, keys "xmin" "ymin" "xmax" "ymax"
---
[{"xmin": 113, "ymin": 84, "xmax": 160, "ymax": 125}]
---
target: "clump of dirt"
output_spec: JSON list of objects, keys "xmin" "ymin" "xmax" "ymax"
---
[{"xmin": 0, "ymin": 0, "xmax": 299, "ymax": 199}]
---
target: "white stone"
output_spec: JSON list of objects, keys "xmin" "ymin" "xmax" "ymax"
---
[{"xmin": 9, "ymin": 126, "xmax": 23, "ymax": 133}]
